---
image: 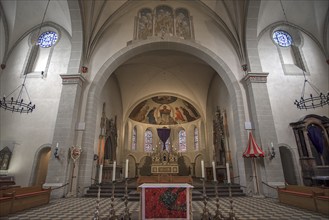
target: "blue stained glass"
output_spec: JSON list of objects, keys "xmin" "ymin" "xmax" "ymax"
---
[
  {"xmin": 38, "ymin": 31, "xmax": 58, "ymax": 48},
  {"xmin": 272, "ymin": 30, "xmax": 292, "ymax": 47}
]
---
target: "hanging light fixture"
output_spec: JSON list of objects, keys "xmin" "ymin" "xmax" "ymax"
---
[
  {"xmin": 294, "ymin": 71, "xmax": 329, "ymax": 110},
  {"xmin": 0, "ymin": 0, "xmax": 51, "ymax": 114}
]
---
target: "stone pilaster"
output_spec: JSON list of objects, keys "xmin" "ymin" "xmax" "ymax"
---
[
  {"xmin": 45, "ymin": 74, "xmax": 85, "ymax": 198},
  {"xmin": 244, "ymin": 72, "xmax": 284, "ymax": 197}
]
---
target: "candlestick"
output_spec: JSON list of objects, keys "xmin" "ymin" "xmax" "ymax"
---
[
  {"xmin": 125, "ymin": 159, "xmax": 129, "ymax": 178},
  {"xmin": 201, "ymin": 160, "xmax": 205, "ymax": 178},
  {"xmin": 212, "ymin": 161, "xmax": 217, "ymax": 181},
  {"xmin": 99, "ymin": 165, "xmax": 103, "ymax": 184},
  {"xmin": 112, "ymin": 161, "xmax": 116, "ymax": 181},
  {"xmin": 226, "ymin": 162, "xmax": 231, "ymax": 184}
]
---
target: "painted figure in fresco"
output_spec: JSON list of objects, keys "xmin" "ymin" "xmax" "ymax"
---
[
  {"xmin": 138, "ymin": 11, "xmax": 153, "ymax": 40},
  {"xmin": 175, "ymin": 107, "xmax": 185, "ymax": 122},
  {"xmin": 180, "ymin": 107, "xmax": 196, "ymax": 122},
  {"xmin": 159, "ymin": 105, "xmax": 171, "ymax": 124},
  {"xmin": 134, "ymin": 105, "xmax": 150, "ymax": 122},
  {"xmin": 175, "ymin": 12, "xmax": 190, "ymax": 39},
  {"xmin": 156, "ymin": 8, "xmax": 173, "ymax": 37},
  {"xmin": 147, "ymin": 107, "xmax": 157, "ymax": 124}
]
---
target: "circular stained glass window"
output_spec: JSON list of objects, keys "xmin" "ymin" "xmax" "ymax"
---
[
  {"xmin": 37, "ymin": 31, "xmax": 58, "ymax": 48},
  {"xmin": 272, "ymin": 30, "xmax": 292, "ymax": 47}
]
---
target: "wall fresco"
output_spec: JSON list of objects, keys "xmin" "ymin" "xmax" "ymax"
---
[{"xmin": 129, "ymin": 96, "xmax": 200, "ymax": 125}]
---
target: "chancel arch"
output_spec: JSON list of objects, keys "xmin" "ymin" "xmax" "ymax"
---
[{"xmin": 78, "ymin": 39, "xmax": 248, "ymax": 192}]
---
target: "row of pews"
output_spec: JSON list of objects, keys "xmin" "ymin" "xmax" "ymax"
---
[{"xmin": 0, "ymin": 176, "xmax": 51, "ymax": 217}]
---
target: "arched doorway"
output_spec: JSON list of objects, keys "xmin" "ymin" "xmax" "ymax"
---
[
  {"xmin": 279, "ymin": 146, "xmax": 297, "ymax": 185},
  {"xmin": 31, "ymin": 146, "xmax": 51, "ymax": 186},
  {"xmin": 127, "ymin": 155, "xmax": 136, "ymax": 178}
]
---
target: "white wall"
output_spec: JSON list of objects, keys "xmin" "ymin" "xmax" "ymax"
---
[{"xmin": 0, "ymin": 29, "xmax": 71, "ymax": 186}]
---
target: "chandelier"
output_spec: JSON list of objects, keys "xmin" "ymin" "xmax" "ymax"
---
[
  {"xmin": 0, "ymin": 74, "xmax": 36, "ymax": 113},
  {"xmin": 294, "ymin": 71, "xmax": 329, "ymax": 110},
  {"xmin": 0, "ymin": 0, "xmax": 51, "ymax": 114}
]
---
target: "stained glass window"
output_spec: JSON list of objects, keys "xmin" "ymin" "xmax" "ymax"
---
[
  {"xmin": 179, "ymin": 129, "xmax": 187, "ymax": 152},
  {"xmin": 132, "ymin": 126, "xmax": 137, "ymax": 150},
  {"xmin": 144, "ymin": 129, "xmax": 153, "ymax": 152},
  {"xmin": 38, "ymin": 31, "xmax": 58, "ymax": 48},
  {"xmin": 194, "ymin": 127, "xmax": 199, "ymax": 150},
  {"xmin": 272, "ymin": 30, "xmax": 292, "ymax": 47}
]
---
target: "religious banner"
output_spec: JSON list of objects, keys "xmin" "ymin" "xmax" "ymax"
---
[{"xmin": 70, "ymin": 146, "xmax": 82, "ymax": 163}]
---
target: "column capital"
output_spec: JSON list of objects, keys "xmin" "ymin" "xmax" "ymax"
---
[
  {"xmin": 60, "ymin": 74, "xmax": 86, "ymax": 86},
  {"xmin": 243, "ymin": 72, "xmax": 269, "ymax": 85}
]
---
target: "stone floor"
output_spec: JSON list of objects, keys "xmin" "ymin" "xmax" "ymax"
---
[{"xmin": 1, "ymin": 196, "xmax": 328, "ymax": 220}]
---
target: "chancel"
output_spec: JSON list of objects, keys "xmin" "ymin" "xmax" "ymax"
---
[{"xmin": 0, "ymin": 0, "xmax": 328, "ymax": 219}]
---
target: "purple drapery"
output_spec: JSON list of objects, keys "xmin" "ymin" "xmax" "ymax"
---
[
  {"xmin": 307, "ymin": 125, "xmax": 324, "ymax": 154},
  {"xmin": 157, "ymin": 128, "xmax": 171, "ymax": 150}
]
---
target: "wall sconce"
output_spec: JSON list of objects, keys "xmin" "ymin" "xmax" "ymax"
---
[
  {"xmin": 268, "ymin": 142, "xmax": 275, "ymax": 160},
  {"xmin": 54, "ymin": 143, "xmax": 60, "ymax": 159}
]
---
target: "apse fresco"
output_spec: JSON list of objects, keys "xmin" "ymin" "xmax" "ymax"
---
[{"xmin": 129, "ymin": 96, "xmax": 200, "ymax": 125}]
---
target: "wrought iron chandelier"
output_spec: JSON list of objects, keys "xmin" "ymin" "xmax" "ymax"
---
[
  {"xmin": 0, "ymin": 74, "xmax": 35, "ymax": 113},
  {"xmin": 0, "ymin": 0, "xmax": 51, "ymax": 113},
  {"xmin": 294, "ymin": 71, "xmax": 329, "ymax": 110}
]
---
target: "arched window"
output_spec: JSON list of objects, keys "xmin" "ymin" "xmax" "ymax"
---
[
  {"xmin": 132, "ymin": 126, "xmax": 137, "ymax": 151},
  {"xmin": 144, "ymin": 129, "xmax": 153, "ymax": 152},
  {"xmin": 194, "ymin": 127, "xmax": 199, "ymax": 150},
  {"xmin": 179, "ymin": 129, "xmax": 187, "ymax": 152},
  {"xmin": 23, "ymin": 28, "xmax": 60, "ymax": 78},
  {"xmin": 271, "ymin": 26, "xmax": 307, "ymax": 75}
]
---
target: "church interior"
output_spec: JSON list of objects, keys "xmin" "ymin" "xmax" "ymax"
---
[{"xmin": 0, "ymin": 0, "xmax": 328, "ymax": 219}]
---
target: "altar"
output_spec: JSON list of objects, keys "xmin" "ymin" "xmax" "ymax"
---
[{"xmin": 139, "ymin": 183, "xmax": 193, "ymax": 220}]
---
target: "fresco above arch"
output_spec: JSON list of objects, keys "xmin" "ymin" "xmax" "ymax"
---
[{"xmin": 129, "ymin": 96, "xmax": 200, "ymax": 125}]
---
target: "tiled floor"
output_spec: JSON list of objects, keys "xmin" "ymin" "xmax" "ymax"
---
[{"xmin": 1, "ymin": 196, "xmax": 328, "ymax": 220}]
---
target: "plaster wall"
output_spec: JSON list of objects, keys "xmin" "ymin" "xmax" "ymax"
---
[
  {"xmin": 0, "ymin": 29, "xmax": 71, "ymax": 186},
  {"xmin": 258, "ymin": 28, "xmax": 329, "ymax": 174},
  {"xmin": 88, "ymin": 1, "xmax": 243, "ymax": 85}
]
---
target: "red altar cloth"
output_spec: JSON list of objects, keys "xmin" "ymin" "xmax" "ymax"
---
[{"xmin": 140, "ymin": 183, "xmax": 193, "ymax": 220}]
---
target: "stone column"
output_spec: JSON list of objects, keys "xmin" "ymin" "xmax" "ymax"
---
[
  {"xmin": 244, "ymin": 73, "xmax": 284, "ymax": 197},
  {"xmin": 44, "ymin": 74, "xmax": 85, "ymax": 198}
]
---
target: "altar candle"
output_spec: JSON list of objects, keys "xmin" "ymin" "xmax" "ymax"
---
[
  {"xmin": 56, "ymin": 142, "xmax": 59, "ymax": 149},
  {"xmin": 212, "ymin": 161, "xmax": 217, "ymax": 181},
  {"xmin": 99, "ymin": 164, "xmax": 103, "ymax": 183},
  {"xmin": 226, "ymin": 162, "xmax": 231, "ymax": 184},
  {"xmin": 125, "ymin": 159, "xmax": 129, "ymax": 178},
  {"xmin": 112, "ymin": 161, "xmax": 116, "ymax": 181},
  {"xmin": 201, "ymin": 160, "xmax": 205, "ymax": 178}
]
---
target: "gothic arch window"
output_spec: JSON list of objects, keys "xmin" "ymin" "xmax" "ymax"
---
[
  {"xmin": 132, "ymin": 126, "xmax": 137, "ymax": 151},
  {"xmin": 23, "ymin": 27, "xmax": 60, "ymax": 78},
  {"xmin": 271, "ymin": 26, "xmax": 307, "ymax": 75},
  {"xmin": 194, "ymin": 127, "xmax": 199, "ymax": 150},
  {"xmin": 179, "ymin": 129, "xmax": 187, "ymax": 152},
  {"xmin": 144, "ymin": 129, "xmax": 153, "ymax": 152}
]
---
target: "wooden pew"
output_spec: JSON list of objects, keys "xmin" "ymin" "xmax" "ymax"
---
[
  {"xmin": 314, "ymin": 189, "xmax": 329, "ymax": 215},
  {"xmin": 0, "ymin": 185, "xmax": 51, "ymax": 215}
]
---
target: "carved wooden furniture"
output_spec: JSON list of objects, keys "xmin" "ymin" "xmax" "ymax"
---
[
  {"xmin": 0, "ymin": 185, "xmax": 51, "ymax": 216},
  {"xmin": 278, "ymin": 185, "xmax": 329, "ymax": 214}
]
